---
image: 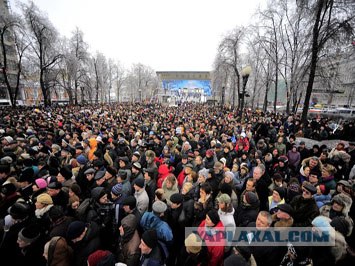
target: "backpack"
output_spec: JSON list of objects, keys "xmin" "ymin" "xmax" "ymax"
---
[{"xmin": 76, "ymin": 198, "xmax": 91, "ymax": 221}]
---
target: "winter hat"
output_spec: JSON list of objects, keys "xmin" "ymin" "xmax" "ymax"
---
[
  {"xmin": 1, "ymin": 182, "xmax": 17, "ymax": 196},
  {"xmin": 8, "ymin": 202, "xmax": 31, "ymax": 220},
  {"xmin": 48, "ymin": 206, "xmax": 64, "ymax": 222},
  {"xmin": 184, "ymin": 233, "xmax": 202, "ymax": 254},
  {"xmin": 121, "ymin": 196, "xmax": 136, "ymax": 210},
  {"xmin": 106, "ymin": 166, "xmax": 117, "ymax": 177},
  {"xmin": 18, "ymin": 168, "xmax": 35, "ymax": 183},
  {"xmin": 206, "ymin": 149, "xmax": 214, "ymax": 157},
  {"xmin": 18, "ymin": 225, "xmax": 40, "ymax": 244},
  {"xmin": 91, "ymin": 187, "xmax": 106, "ymax": 201},
  {"xmin": 332, "ymin": 193, "xmax": 352, "ymax": 215},
  {"xmin": 220, "ymin": 183, "xmax": 232, "ymax": 196},
  {"xmin": 224, "ymin": 254, "xmax": 248, "ymax": 266},
  {"xmin": 67, "ymin": 221, "xmax": 86, "ymax": 240},
  {"xmin": 94, "ymin": 170, "xmax": 106, "ymax": 180},
  {"xmin": 134, "ymin": 178, "xmax": 145, "ymax": 188},
  {"xmin": 47, "ymin": 181, "xmax": 62, "ymax": 190},
  {"xmin": 170, "ymin": 193, "xmax": 183, "ymax": 204},
  {"xmin": 36, "ymin": 193, "xmax": 53, "ymax": 205},
  {"xmin": 330, "ymin": 216, "xmax": 351, "ymax": 237},
  {"xmin": 142, "ymin": 229, "xmax": 158, "ymax": 249},
  {"xmin": 152, "ymin": 201, "xmax": 167, "ymax": 214},
  {"xmin": 59, "ymin": 166, "xmax": 72, "ymax": 180},
  {"xmin": 70, "ymin": 183, "xmax": 81, "ymax": 196},
  {"xmin": 244, "ymin": 192, "xmax": 259, "ymax": 205},
  {"xmin": 111, "ymin": 183, "xmax": 123, "ymax": 196},
  {"xmin": 76, "ymin": 155, "xmax": 88, "ymax": 165},
  {"xmin": 198, "ymin": 168, "xmax": 209, "ymax": 180},
  {"xmin": 274, "ymin": 187, "xmax": 286, "ymax": 200},
  {"xmin": 277, "ymin": 204, "xmax": 294, "ymax": 217},
  {"xmin": 217, "ymin": 193, "xmax": 231, "ymax": 205},
  {"xmin": 303, "ymin": 183, "xmax": 317, "ymax": 195},
  {"xmin": 0, "ymin": 156, "xmax": 13, "ymax": 165},
  {"xmin": 220, "ymin": 158, "xmax": 227, "ymax": 166},
  {"xmin": 132, "ymin": 162, "xmax": 142, "ymax": 170},
  {"xmin": 312, "ymin": 216, "xmax": 333, "ymax": 235},
  {"xmin": 87, "ymin": 250, "xmax": 111, "ymax": 266},
  {"xmin": 207, "ymin": 209, "xmax": 220, "ymax": 226},
  {"xmin": 278, "ymin": 155, "xmax": 288, "ymax": 164},
  {"xmin": 35, "ymin": 178, "xmax": 48, "ymax": 189}
]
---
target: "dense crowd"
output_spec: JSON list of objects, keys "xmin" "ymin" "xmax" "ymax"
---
[{"xmin": 0, "ymin": 103, "xmax": 354, "ymax": 266}]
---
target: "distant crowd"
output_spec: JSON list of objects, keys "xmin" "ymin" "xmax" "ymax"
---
[{"xmin": 0, "ymin": 103, "xmax": 354, "ymax": 266}]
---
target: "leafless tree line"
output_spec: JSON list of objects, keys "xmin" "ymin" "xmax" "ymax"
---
[{"xmin": 0, "ymin": 1, "xmax": 158, "ymax": 107}]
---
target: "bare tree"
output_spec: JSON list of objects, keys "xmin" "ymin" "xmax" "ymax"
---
[{"xmin": 23, "ymin": 2, "xmax": 62, "ymax": 106}]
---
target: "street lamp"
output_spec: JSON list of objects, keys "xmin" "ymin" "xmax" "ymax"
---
[{"xmin": 240, "ymin": 66, "xmax": 252, "ymax": 117}]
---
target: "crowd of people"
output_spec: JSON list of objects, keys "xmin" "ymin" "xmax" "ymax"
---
[{"xmin": 0, "ymin": 102, "xmax": 354, "ymax": 266}]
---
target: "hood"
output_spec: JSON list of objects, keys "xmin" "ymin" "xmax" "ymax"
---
[
  {"xmin": 141, "ymin": 212, "xmax": 161, "ymax": 230},
  {"xmin": 121, "ymin": 214, "xmax": 138, "ymax": 243},
  {"xmin": 162, "ymin": 178, "xmax": 178, "ymax": 191}
]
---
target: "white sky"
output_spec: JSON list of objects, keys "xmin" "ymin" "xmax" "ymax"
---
[{"xmin": 11, "ymin": 0, "xmax": 264, "ymax": 71}]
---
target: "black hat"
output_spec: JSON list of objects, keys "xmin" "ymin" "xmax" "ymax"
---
[
  {"xmin": 330, "ymin": 216, "xmax": 351, "ymax": 237},
  {"xmin": 274, "ymin": 187, "xmax": 286, "ymax": 200},
  {"xmin": 143, "ymin": 168, "xmax": 155, "ymax": 174},
  {"xmin": 118, "ymin": 156, "xmax": 129, "ymax": 163},
  {"xmin": 122, "ymin": 195, "xmax": 136, "ymax": 210},
  {"xmin": 207, "ymin": 209, "xmax": 220, "ymax": 226},
  {"xmin": 8, "ymin": 202, "xmax": 31, "ymax": 220},
  {"xmin": 224, "ymin": 254, "xmax": 248, "ymax": 266},
  {"xmin": 18, "ymin": 168, "xmax": 34, "ymax": 183},
  {"xmin": 170, "ymin": 193, "xmax": 183, "ymax": 204},
  {"xmin": 142, "ymin": 229, "xmax": 158, "ymax": 249},
  {"xmin": 18, "ymin": 224, "xmax": 40, "ymax": 244},
  {"xmin": 47, "ymin": 181, "xmax": 62, "ymax": 190},
  {"xmin": 117, "ymin": 170, "xmax": 128, "ymax": 180},
  {"xmin": 1, "ymin": 182, "xmax": 17, "ymax": 196},
  {"xmin": 48, "ymin": 205, "xmax": 64, "ymax": 222},
  {"xmin": 67, "ymin": 221, "xmax": 86, "ymax": 240},
  {"xmin": 134, "ymin": 178, "xmax": 145, "ymax": 188},
  {"xmin": 75, "ymin": 143, "xmax": 84, "ymax": 150},
  {"xmin": 59, "ymin": 166, "xmax": 72, "ymax": 180},
  {"xmin": 94, "ymin": 170, "xmax": 106, "ymax": 180},
  {"xmin": 91, "ymin": 187, "xmax": 106, "ymax": 201},
  {"xmin": 106, "ymin": 166, "xmax": 117, "ymax": 177},
  {"xmin": 303, "ymin": 183, "xmax": 317, "ymax": 195},
  {"xmin": 277, "ymin": 204, "xmax": 294, "ymax": 216}
]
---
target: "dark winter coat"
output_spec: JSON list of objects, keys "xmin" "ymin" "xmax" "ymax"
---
[{"xmin": 290, "ymin": 195, "xmax": 320, "ymax": 227}]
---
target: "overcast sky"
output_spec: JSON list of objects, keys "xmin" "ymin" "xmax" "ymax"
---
[{"xmin": 12, "ymin": 0, "xmax": 264, "ymax": 71}]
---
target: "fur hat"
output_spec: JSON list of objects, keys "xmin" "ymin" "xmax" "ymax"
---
[
  {"xmin": 8, "ymin": 202, "xmax": 31, "ymax": 220},
  {"xmin": 332, "ymin": 193, "xmax": 353, "ymax": 216},
  {"xmin": 18, "ymin": 225, "xmax": 40, "ymax": 244},
  {"xmin": 184, "ymin": 233, "xmax": 202, "ymax": 254},
  {"xmin": 152, "ymin": 201, "xmax": 167, "ymax": 214},
  {"xmin": 217, "ymin": 193, "xmax": 231, "ymax": 204}
]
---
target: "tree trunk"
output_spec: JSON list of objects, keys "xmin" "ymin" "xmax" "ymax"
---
[
  {"xmin": 74, "ymin": 79, "xmax": 78, "ymax": 105},
  {"xmin": 301, "ymin": 0, "xmax": 324, "ymax": 123},
  {"xmin": 263, "ymin": 80, "xmax": 270, "ymax": 112}
]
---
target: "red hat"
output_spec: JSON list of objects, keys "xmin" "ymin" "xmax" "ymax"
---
[{"xmin": 87, "ymin": 250, "xmax": 111, "ymax": 266}]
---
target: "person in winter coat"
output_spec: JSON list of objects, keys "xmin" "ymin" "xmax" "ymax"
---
[
  {"xmin": 193, "ymin": 183, "xmax": 214, "ymax": 226},
  {"xmin": 43, "ymin": 236, "xmax": 73, "ymax": 266},
  {"xmin": 140, "ymin": 201, "xmax": 173, "ymax": 245},
  {"xmin": 133, "ymin": 178, "xmax": 149, "ymax": 214},
  {"xmin": 139, "ymin": 229, "xmax": 168, "ymax": 266},
  {"xmin": 267, "ymin": 187, "xmax": 286, "ymax": 214},
  {"xmin": 177, "ymin": 233, "xmax": 208, "ymax": 266},
  {"xmin": 311, "ymin": 216, "xmax": 348, "ymax": 266},
  {"xmin": 287, "ymin": 144, "xmax": 301, "ymax": 170},
  {"xmin": 15, "ymin": 224, "xmax": 47, "ymax": 266},
  {"xmin": 87, "ymin": 249, "xmax": 116, "ymax": 266},
  {"xmin": 66, "ymin": 221, "xmax": 101, "ymax": 266},
  {"xmin": 253, "ymin": 165, "xmax": 271, "ymax": 211},
  {"xmin": 181, "ymin": 182, "xmax": 195, "ymax": 226},
  {"xmin": 314, "ymin": 184, "xmax": 331, "ymax": 209},
  {"xmin": 117, "ymin": 214, "xmax": 141, "ymax": 266},
  {"xmin": 143, "ymin": 168, "xmax": 157, "ymax": 211},
  {"xmin": 217, "ymin": 194, "xmax": 236, "ymax": 237},
  {"xmin": 235, "ymin": 191, "xmax": 260, "ymax": 227},
  {"xmin": 0, "ymin": 182, "xmax": 21, "ymax": 218},
  {"xmin": 48, "ymin": 206, "xmax": 74, "ymax": 238},
  {"xmin": 271, "ymin": 203, "xmax": 294, "ymax": 228},
  {"xmin": 290, "ymin": 182, "xmax": 320, "ymax": 227},
  {"xmin": 320, "ymin": 163, "xmax": 337, "ymax": 191},
  {"xmin": 197, "ymin": 209, "xmax": 225, "ymax": 266},
  {"xmin": 162, "ymin": 174, "xmax": 179, "ymax": 206},
  {"xmin": 34, "ymin": 193, "xmax": 54, "ymax": 233}
]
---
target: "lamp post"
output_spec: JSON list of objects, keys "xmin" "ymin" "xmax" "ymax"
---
[{"xmin": 240, "ymin": 66, "xmax": 252, "ymax": 117}]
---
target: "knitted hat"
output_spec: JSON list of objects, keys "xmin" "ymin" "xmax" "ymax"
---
[
  {"xmin": 76, "ymin": 155, "xmax": 88, "ymax": 165},
  {"xmin": 35, "ymin": 178, "xmax": 47, "ymax": 189},
  {"xmin": 207, "ymin": 209, "xmax": 220, "ymax": 226},
  {"xmin": 36, "ymin": 193, "xmax": 53, "ymax": 205},
  {"xmin": 184, "ymin": 233, "xmax": 202, "ymax": 254},
  {"xmin": 244, "ymin": 192, "xmax": 259, "ymax": 205},
  {"xmin": 121, "ymin": 196, "xmax": 136, "ymax": 210},
  {"xmin": 152, "ymin": 201, "xmax": 167, "ymax": 214},
  {"xmin": 217, "ymin": 193, "xmax": 231, "ymax": 204},
  {"xmin": 67, "ymin": 221, "xmax": 86, "ymax": 240},
  {"xmin": 87, "ymin": 250, "xmax": 111, "ymax": 266},
  {"xmin": 312, "ymin": 216, "xmax": 332, "ymax": 234},
  {"xmin": 111, "ymin": 183, "xmax": 123, "ymax": 196},
  {"xmin": 18, "ymin": 225, "xmax": 40, "ymax": 244},
  {"xmin": 274, "ymin": 187, "xmax": 286, "ymax": 200},
  {"xmin": 134, "ymin": 178, "xmax": 145, "ymax": 188},
  {"xmin": 142, "ymin": 229, "xmax": 158, "ymax": 249},
  {"xmin": 170, "ymin": 193, "xmax": 183, "ymax": 204}
]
